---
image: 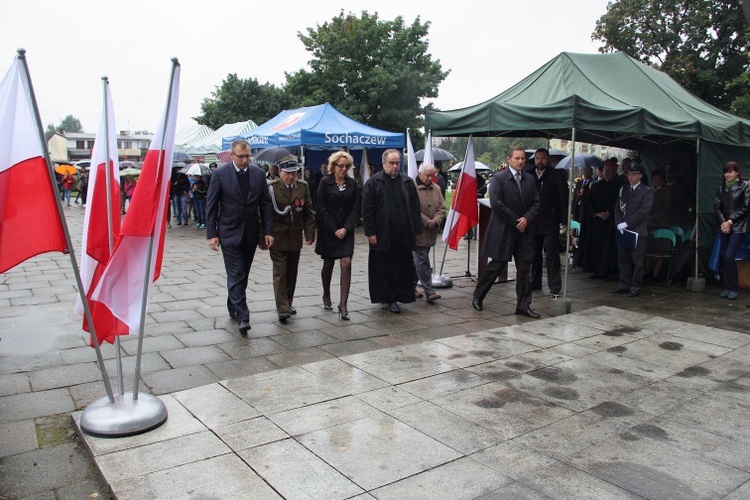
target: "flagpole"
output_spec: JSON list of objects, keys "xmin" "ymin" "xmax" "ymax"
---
[
  {"xmin": 133, "ymin": 57, "xmax": 179, "ymax": 400},
  {"xmin": 102, "ymin": 76, "xmax": 125, "ymax": 396},
  {"xmin": 17, "ymin": 49, "xmax": 114, "ymax": 402}
]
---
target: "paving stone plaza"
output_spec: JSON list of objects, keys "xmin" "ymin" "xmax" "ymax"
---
[{"xmin": 3, "ymin": 205, "xmax": 750, "ymax": 499}]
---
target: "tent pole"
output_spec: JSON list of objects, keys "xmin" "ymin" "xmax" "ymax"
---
[{"xmin": 694, "ymin": 139, "xmax": 701, "ymax": 279}]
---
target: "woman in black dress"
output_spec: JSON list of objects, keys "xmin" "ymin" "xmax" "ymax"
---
[{"xmin": 315, "ymin": 151, "xmax": 360, "ymax": 320}]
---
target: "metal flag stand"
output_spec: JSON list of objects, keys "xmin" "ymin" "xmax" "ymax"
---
[
  {"xmin": 79, "ymin": 61, "xmax": 180, "ymax": 437},
  {"xmin": 17, "ymin": 48, "xmax": 116, "ymax": 409}
]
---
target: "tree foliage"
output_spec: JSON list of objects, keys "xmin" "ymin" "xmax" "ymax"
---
[
  {"xmin": 195, "ymin": 74, "xmax": 288, "ymax": 128},
  {"xmin": 45, "ymin": 114, "xmax": 82, "ymax": 139},
  {"xmin": 592, "ymin": 0, "xmax": 750, "ymax": 118},
  {"xmin": 284, "ymin": 10, "xmax": 448, "ymax": 133}
]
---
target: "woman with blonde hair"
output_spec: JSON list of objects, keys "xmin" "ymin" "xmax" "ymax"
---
[{"xmin": 315, "ymin": 150, "xmax": 360, "ymax": 320}]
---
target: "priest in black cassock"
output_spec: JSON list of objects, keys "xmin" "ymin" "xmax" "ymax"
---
[{"xmin": 361, "ymin": 149, "xmax": 424, "ymax": 313}]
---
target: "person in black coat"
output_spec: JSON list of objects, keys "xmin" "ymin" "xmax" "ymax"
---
[
  {"xmin": 472, "ymin": 146, "xmax": 540, "ymax": 318},
  {"xmin": 580, "ymin": 160, "xmax": 620, "ymax": 278},
  {"xmin": 526, "ymin": 148, "xmax": 569, "ymax": 295},
  {"xmin": 361, "ymin": 149, "xmax": 424, "ymax": 313},
  {"xmin": 714, "ymin": 161, "xmax": 750, "ymax": 300},
  {"xmin": 315, "ymin": 151, "xmax": 360, "ymax": 320},
  {"xmin": 205, "ymin": 139, "xmax": 274, "ymax": 334}
]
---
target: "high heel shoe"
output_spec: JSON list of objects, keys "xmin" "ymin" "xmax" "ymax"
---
[
  {"xmin": 322, "ymin": 296, "xmax": 333, "ymax": 311},
  {"xmin": 337, "ymin": 305, "xmax": 350, "ymax": 321}
]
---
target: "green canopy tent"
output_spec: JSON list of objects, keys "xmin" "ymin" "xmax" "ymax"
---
[{"xmin": 426, "ymin": 51, "xmax": 750, "ymax": 283}]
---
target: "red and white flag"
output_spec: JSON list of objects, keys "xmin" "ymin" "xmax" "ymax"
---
[
  {"xmin": 0, "ymin": 55, "xmax": 67, "ymax": 273},
  {"xmin": 406, "ymin": 130, "xmax": 418, "ymax": 179},
  {"xmin": 74, "ymin": 80, "xmax": 127, "ymax": 344},
  {"xmin": 442, "ymin": 136, "xmax": 479, "ymax": 250},
  {"xmin": 91, "ymin": 61, "xmax": 180, "ymax": 334}
]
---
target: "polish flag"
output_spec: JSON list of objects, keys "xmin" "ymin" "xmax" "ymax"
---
[
  {"xmin": 442, "ymin": 136, "xmax": 478, "ymax": 250},
  {"xmin": 0, "ymin": 55, "xmax": 67, "ymax": 273},
  {"xmin": 91, "ymin": 61, "xmax": 180, "ymax": 333},
  {"xmin": 406, "ymin": 130, "xmax": 418, "ymax": 179},
  {"xmin": 74, "ymin": 80, "xmax": 128, "ymax": 344}
]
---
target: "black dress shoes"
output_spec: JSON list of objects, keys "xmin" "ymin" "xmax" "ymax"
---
[
  {"xmin": 287, "ymin": 306, "xmax": 297, "ymax": 315},
  {"xmin": 628, "ymin": 289, "xmax": 640, "ymax": 297},
  {"xmin": 387, "ymin": 302, "xmax": 400, "ymax": 313},
  {"xmin": 472, "ymin": 298, "xmax": 483, "ymax": 311},
  {"xmin": 515, "ymin": 307, "xmax": 540, "ymax": 319},
  {"xmin": 238, "ymin": 321, "xmax": 251, "ymax": 334},
  {"xmin": 278, "ymin": 312, "xmax": 291, "ymax": 323}
]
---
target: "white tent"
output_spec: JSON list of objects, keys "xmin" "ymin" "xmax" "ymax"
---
[
  {"xmin": 181, "ymin": 120, "xmax": 257, "ymax": 154},
  {"xmin": 175, "ymin": 125, "xmax": 213, "ymax": 148}
]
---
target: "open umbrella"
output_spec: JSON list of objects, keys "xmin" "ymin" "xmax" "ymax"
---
[
  {"xmin": 119, "ymin": 160, "xmax": 138, "ymax": 169},
  {"xmin": 253, "ymin": 147, "xmax": 293, "ymax": 164},
  {"xmin": 415, "ymin": 148, "xmax": 455, "ymax": 162},
  {"xmin": 120, "ymin": 167, "xmax": 141, "ymax": 177},
  {"xmin": 55, "ymin": 164, "xmax": 77, "ymax": 176},
  {"xmin": 554, "ymin": 153, "xmax": 604, "ymax": 170},
  {"xmin": 173, "ymin": 151, "xmax": 193, "ymax": 163},
  {"xmin": 448, "ymin": 161, "xmax": 491, "ymax": 172},
  {"xmin": 185, "ymin": 164, "xmax": 211, "ymax": 176}
]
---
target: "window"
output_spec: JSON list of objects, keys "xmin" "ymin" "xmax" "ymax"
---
[{"xmin": 76, "ymin": 140, "xmax": 84, "ymax": 149}]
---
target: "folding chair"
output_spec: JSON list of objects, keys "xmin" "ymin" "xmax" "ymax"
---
[{"xmin": 645, "ymin": 228, "xmax": 677, "ymax": 285}]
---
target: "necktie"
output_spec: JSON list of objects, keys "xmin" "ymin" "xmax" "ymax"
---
[{"xmin": 514, "ymin": 172, "xmax": 522, "ymax": 191}]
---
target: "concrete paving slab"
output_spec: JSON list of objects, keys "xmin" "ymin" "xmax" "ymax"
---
[
  {"xmin": 239, "ymin": 438, "xmax": 365, "ymax": 499},
  {"xmin": 475, "ymin": 481, "xmax": 552, "ymax": 500},
  {"xmin": 565, "ymin": 434, "xmax": 750, "ymax": 499},
  {"xmin": 109, "ymin": 453, "xmax": 281, "ymax": 500},
  {"xmin": 355, "ymin": 386, "xmax": 422, "ymax": 412},
  {"xmin": 0, "ymin": 420, "xmax": 37, "ymax": 457},
  {"xmin": 518, "ymin": 461, "xmax": 643, "ymax": 499},
  {"xmin": 95, "ymin": 431, "xmax": 229, "ymax": 483},
  {"xmin": 268, "ymin": 395, "xmax": 380, "ymax": 436},
  {"xmin": 0, "ymin": 388, "xmax": 74, "ymax": 423},
  {"xmin": 370, "ymin": 456, "xmax": 511, "ymax": 500},
  {"xmin": 388, "ymin": 400, "xmax": 505, "ymax": 454},
  {"xmin": 297, "ymin": 413, "xmax": 462, "ymax": 491},
  {"xmin": 172, "ymin": 383, "xmax": 260, "ymax": 427},
  {"xmin": 470, "ymin": 440, "xmax": 557, "ymax": 481},
  {"xmin": 213, "ymin": 415, "xmax": 288, "ymax": 451},
  {"xmin": 0, "ymin": 372, "xmax": 31, "ymax": 396},
  {"xmin": 397, "ymin": 369, "xmax": 490, "ymax": 400},
  {"xmin": 141, "ymin": 364, "xmax": 220, "ymax": 394}
]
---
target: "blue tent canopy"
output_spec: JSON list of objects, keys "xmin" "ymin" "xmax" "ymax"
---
[{"xmin": 221, "ymin": 102, "xmax": 404, "ymax": 151}]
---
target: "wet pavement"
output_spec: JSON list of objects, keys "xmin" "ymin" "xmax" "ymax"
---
[{"xmin": 2, "ymin": 203, "xmax": 750, "ymax": 499}]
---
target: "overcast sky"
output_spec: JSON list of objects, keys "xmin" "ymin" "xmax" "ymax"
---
[{"xmin": 1, "ymin": 0, "xmax": 611, "ymax": 134}]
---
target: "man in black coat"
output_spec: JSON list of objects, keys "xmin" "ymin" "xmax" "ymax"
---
[
  {"xmin": 473, "ymin": 146, "xmax": 541, "ymax": 318},
  {"xmin": 206, "ymin": 139, "xmax": 274, "ymax": 334},
  {"xmin": 361, "ymin": 149, "xmax": 423, "ymax": 313},
  {"xmin": 527, "ymin": 148, "xmax": 569, "ymax": 295},
  {"xmin": 612, "ymin": 163, "xmax": 653, "ymax": 297}
]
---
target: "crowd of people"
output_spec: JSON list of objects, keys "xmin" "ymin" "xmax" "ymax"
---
[{"xmin": 83, "ymin": 140, "xmax": 742, "ymax": 334}]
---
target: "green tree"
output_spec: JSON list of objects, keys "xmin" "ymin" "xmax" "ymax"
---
[
  {"xmin": 45, "ymin": 114, "xmax": 83, "ymax": 139},
  {"xmin": 284, "ymin": 10, "xmax": 448, "ymax": 133},
  {"xmin": 592, "ymin": 0, "xmax": 750, "ymax": 118},
  {"xmin": 195, "ymin": 74, "xmax": 288, "ymax": 128}
]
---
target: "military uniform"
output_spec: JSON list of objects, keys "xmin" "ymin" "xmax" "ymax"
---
[{"xmin": 263, "ymin": 171, "xmax": 315, "ymax": 318}]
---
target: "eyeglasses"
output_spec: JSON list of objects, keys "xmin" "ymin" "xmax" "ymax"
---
[
  {"xmin": 232, "ymin": 153, "xmax": 251, "ymax": 159},
  {"xmin": 334, "ymin": 163, "xmax": 351, "ymax": 169}
]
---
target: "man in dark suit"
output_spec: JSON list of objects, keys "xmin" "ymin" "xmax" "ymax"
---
[
  {"xmin": 263, "ymin": 157, "xmax": 315, "ymax": 323},
  {"xmin": 206, "ymin": 139, "xmax": 274, "ymax": 334},
  {"xmin": 473, "ymin": 146, "xmax": 541, "ymax": 318},
  {"xmin": 612, "ymin": 162, "xmax": 653, "ymax": 297},
  {"xmin": 527, "ymin": 148, "xmax": 569, "ymax": 295}
]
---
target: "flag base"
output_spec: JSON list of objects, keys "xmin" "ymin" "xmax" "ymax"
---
[
  {"xmin": 80, "ymin": 392, "xmax": 168, "ymax": 437},
  {"xmin": 549, "ymin": 296, "xmax": 573, "ymax": 316},
  {"xmin": 431, "ymin": 273, "xmax": 453, "ymax": 288}
]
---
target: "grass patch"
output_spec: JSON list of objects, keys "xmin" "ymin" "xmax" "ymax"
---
[{"xmin": 35, "ymin": 414, "xmax": 76, "ymax": 447}]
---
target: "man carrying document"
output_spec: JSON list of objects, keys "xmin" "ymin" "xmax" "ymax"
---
[{"xmin": 612, "ymin": 161, "xmax": 653, "ymax": 297}]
